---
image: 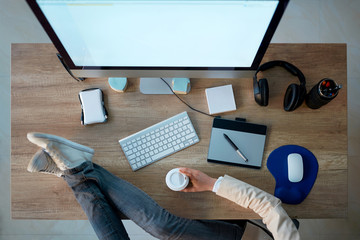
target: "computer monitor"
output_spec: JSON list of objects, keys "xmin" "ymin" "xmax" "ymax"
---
[{"xmin": 27, "ymin": 0, "xmax": 288, "ymax": 81}]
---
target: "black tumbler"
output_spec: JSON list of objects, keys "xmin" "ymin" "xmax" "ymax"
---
[{"xmin": 305, "ymin": 78, "xmax": 342, "ymax": 109}]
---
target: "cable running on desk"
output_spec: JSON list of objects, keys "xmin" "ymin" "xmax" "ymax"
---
[{"xmin": 160, "ymin": 78, "xmax": 214, "ymax": 118}]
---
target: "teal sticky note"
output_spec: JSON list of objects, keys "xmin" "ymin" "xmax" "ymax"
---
[
  {"xmin": 172, "ymin": 78, "xmax": 190, "ymax": 94},
  {"xmin": 108, "ymin": 77, "xmax": 128, "ymax": 92}
]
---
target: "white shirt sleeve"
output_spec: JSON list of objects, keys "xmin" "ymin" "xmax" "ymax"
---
[
  {"xmin": 216, "ymin": 175, "xmax": 301, "ymax": 240},
  {"xmin": 212, "ymin": 176, "xmax": 224, "ymax": 193}
]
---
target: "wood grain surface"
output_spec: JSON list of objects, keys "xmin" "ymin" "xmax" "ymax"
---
[{"xmin": 11, "ymin": 43, "xmax": 347, "ymax": 219}]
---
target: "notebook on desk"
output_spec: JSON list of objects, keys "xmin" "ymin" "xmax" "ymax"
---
[{"xmin": 207, "ymin": 118, "xmax": 267, "ymax": 169}]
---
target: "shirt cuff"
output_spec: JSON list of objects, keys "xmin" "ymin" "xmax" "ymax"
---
[{"xmin": 212, "ymin": 176, "xmax": 224, "ymax": 193}]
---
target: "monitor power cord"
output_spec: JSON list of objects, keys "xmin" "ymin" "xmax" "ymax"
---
[{"xmin": 160, "ymin": 78, "xmax": 214, "ymax": 118}]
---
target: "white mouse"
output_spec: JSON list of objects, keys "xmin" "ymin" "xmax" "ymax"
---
[{"xmin": 287, "ymin": 153, "xmax": 303, "ymax": 183}]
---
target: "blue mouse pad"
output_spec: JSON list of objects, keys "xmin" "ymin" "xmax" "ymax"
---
[{"xmin": 267, "ymin": 145, "xmax": 318, "ymax": 204}]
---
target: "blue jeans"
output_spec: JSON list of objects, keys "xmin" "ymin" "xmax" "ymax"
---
[{"xmin": 63, "ymin": 162, "xmax": 245, "ymax": 240}]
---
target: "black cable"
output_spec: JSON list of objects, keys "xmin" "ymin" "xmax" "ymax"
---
[
  {"xmin": 160, "ymin": 78, "xmax": 214, "ymax": 118},
  {"xmin": 56, "ymin": 53, "xmax": 85, "ymax": 82}
]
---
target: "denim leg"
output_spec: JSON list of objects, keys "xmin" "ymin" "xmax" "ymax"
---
[
  {"xmin": 64, "ymin": 163, "xmax": 130, "ymax": 240},
  {"xmin": 65, "ymin": 162, "xmax": 244, "ymax": 240}
]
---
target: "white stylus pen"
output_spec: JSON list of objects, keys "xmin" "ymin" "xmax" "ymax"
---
[{"xmin": 223, "ymin": 133, "xmax": 248, "ymax": 162}]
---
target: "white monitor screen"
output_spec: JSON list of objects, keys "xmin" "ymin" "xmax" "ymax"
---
[{"xmin": 34, "ymin": 0, "xmax": 281, "ymax": 68}]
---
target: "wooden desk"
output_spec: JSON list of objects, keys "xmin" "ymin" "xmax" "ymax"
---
[{"xmin": 11, "ymin": 43, "xmax": 347, "ymax": 220}]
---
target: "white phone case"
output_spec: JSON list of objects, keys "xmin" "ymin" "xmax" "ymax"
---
[{"xmin": 79, "ymin": 88, "xmax": 108, "ymax": 125}]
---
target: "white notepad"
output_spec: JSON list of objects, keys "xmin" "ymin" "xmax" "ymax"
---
[{"xmin": 205, "ymin": 84, "xmax": 236, "ymax": 115}]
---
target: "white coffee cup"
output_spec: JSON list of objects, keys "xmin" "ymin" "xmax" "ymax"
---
[{"xmin": 165, "ymin": 168, "xmax": 189, "ymax": 191}]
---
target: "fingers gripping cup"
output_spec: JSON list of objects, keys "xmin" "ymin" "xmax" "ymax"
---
[{"xmin": 166, "ymin": 168, "xmax": 189, "ymax": 191}]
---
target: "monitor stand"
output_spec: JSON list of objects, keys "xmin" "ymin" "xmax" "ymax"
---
[{"xmin": 139, "ymin": 78, "xmax": 174, "ymax": 94}]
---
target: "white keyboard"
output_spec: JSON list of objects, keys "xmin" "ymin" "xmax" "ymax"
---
[{"xmin": 119, "ymin": 112, "xmax": 200, "ymax": 171}]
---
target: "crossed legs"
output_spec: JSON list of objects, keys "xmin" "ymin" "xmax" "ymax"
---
[{"xmin": 27, "ymin": 132, "xmax": 245, "ymax": 240}]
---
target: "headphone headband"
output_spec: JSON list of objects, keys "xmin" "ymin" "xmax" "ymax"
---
[{"xmin": 254, "ymin": 60, "xmax": 306, "ymax": 86}]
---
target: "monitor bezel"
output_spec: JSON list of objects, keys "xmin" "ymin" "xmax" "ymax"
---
[{"xmin": 26, "ymin": 0, "xmax": 289, "ymax": 71}]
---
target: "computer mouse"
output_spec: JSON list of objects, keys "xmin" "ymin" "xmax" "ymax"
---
[{"xmin": 287, "ymin": 153, "xmax": 303, "ymax": 182}]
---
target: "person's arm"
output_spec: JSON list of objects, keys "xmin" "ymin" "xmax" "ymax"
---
[{"xmin": 179, "ymin": 168, "xmax": 301, "ymax": 240}]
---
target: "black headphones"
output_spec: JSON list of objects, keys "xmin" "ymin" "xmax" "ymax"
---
[{"xmin": 253, "ymin": 60, "xmax": 307, "ymax": 111}]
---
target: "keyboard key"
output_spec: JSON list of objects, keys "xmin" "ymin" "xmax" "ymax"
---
[
  {"xmin": 186, "ymin": 133, "xmax": 196, "ymax": 139},
  {"xmin": 151, "ymin": 148, "xmax": 174, "ymax": 161}
]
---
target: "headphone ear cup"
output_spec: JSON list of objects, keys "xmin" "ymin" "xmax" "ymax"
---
[
  {"xmin": 259, "ymin": 78, "xmax": 269, "ymax": 106},
  {"xmin": 284, "ymin": 84, "xmax": 300, "ymax": 111}
]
